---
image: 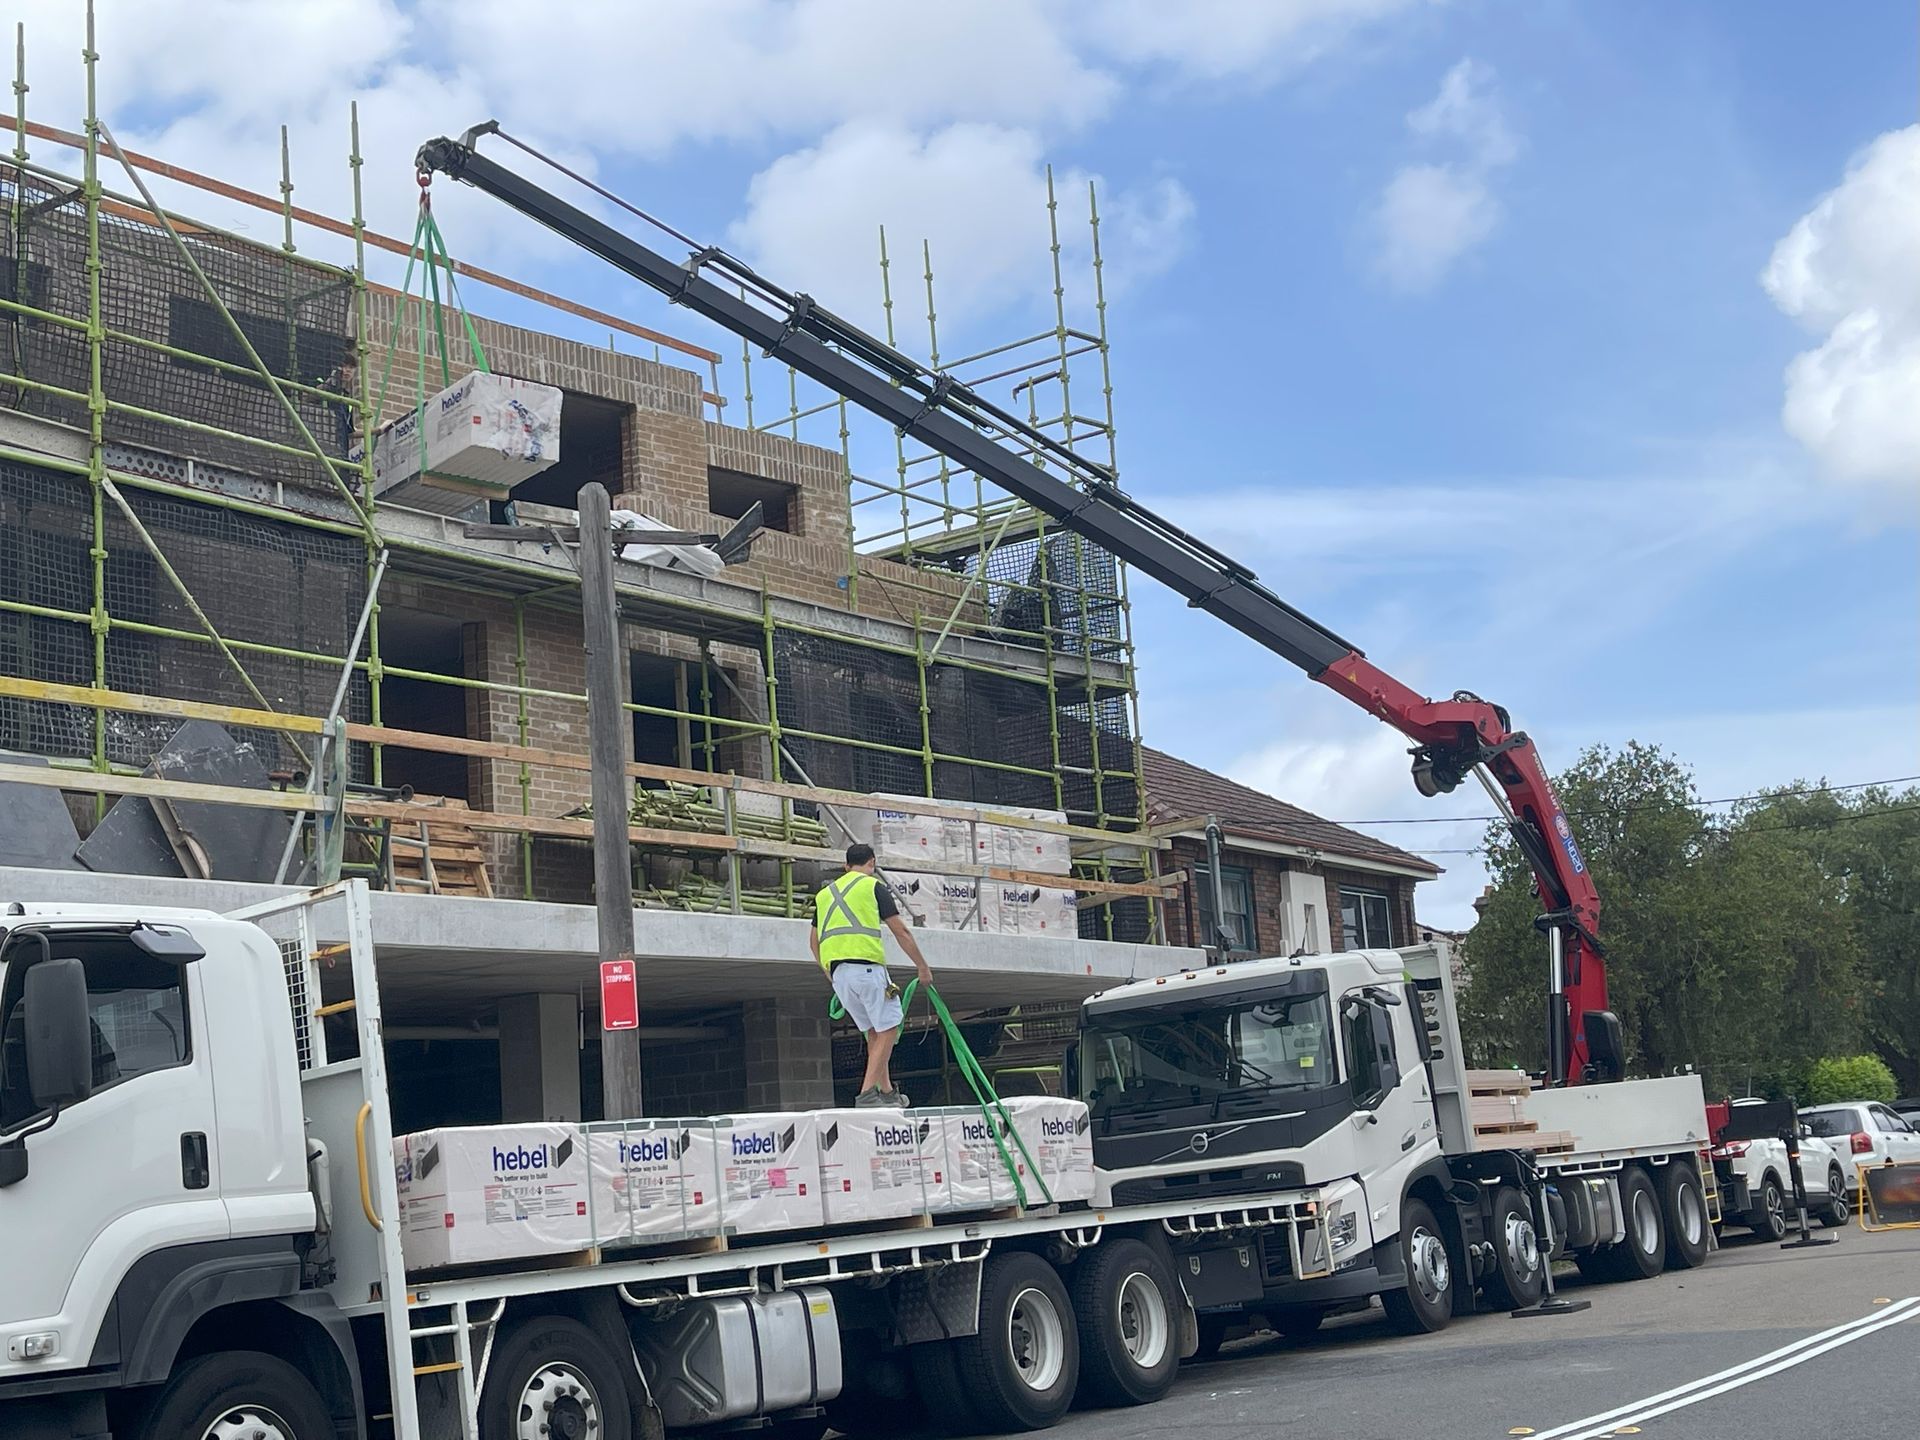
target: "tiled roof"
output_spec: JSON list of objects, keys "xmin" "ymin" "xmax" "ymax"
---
[{"xmin": 1140, "ymin": 745, "xmax": 1440, "ymax": 875}]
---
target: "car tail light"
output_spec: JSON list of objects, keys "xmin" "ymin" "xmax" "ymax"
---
[
  {"xmin": 1711, "ymin": 1141, "xmax": 1750, "ymax": 1159},
  {"xmin": 1850, "ymin": 1132, "xmax": 1872, "ymax": 1154}
]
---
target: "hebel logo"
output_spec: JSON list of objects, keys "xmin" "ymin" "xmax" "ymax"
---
[
  {"xmin": 1040, "ymin": 1117, "xmax": 1078, "ymax": 1138},
  {"xmin": 619, "ymin": 1136, "xmax": 674, "ymax": 1165},
  {"xmin": 492, "ymin": 1144, "xmax": 551, "ymax": 1173},
  {"xmin": 873, "ymin": 1123, "xmax": 916, "ymax": 1150},
  {"xmin": 732, "ymin": 1132, "xmax": 777, "ymax": 1158}
]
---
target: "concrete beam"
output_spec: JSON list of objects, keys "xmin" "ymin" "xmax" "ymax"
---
[{"xmin": 498, "ymin": 992, "xmax": 581, "ymax": 1122}]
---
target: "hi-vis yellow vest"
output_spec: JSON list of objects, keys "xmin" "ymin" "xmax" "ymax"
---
[{"xmin": 814, "ymin": 872, "xmax": 885, "ymax": 970}]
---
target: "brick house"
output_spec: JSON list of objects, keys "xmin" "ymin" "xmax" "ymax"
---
[{"xmin": 1141, "ymin": 746, "xmax": 1439, "ymax": 958}]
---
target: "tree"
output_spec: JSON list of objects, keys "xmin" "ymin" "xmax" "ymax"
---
[
  {"xmin": 1459, "ymin": 743, "xmax": 1868, "ymax": 1095},
  {"xmin": 1806, "ymin": 1055, "xmax": 1897, "ymax": 1105}
]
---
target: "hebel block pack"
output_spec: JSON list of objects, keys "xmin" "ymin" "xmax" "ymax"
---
[
  {"xmin": 586, "ymin": 1121, "xmax": 721, "ymax": 1245},
  {"xmin": 933, "ymin": 1106, "xmax": 1024, "ymax": 1211},
  {"xmin": 1004, "ymin": 1097, "xmax": 1095, "ymax": 1204},
  {"xmin": 391, "ymin": 1124, "xmax": 591, "ymax": 1270},
  {"xmin": 711, "ymin": 1113, "xmax": 824, "ymax": 1233},
  {"xmin": 817, "ymin": 1110, "xmax": 940, "ymax": 1224}
]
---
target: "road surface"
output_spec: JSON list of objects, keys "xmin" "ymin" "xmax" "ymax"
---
[{"xmin": 1056, "ymin": 1220, "xmax": 1920, "ymax": 1440}]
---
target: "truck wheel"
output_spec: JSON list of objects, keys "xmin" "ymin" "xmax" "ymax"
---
[
  {"xmin": 1750, "ymin": 1174, "xmax": 1787, "ymax": 1240},
  {"xmin": 950, "ymin": 1251, "xmax": 1080, "ymax": 1432},
  {"xmin": 1481, "ymin": 1185, "xmax": 1545, "ymax": 1309},
  {"xmin": 1190, "ymin": 1313, "xmax": 1231, "ymax": 1362},
  {"xmin": 1660, "ymin": 1161, "xmax": 1710, "ymax": 1269},
  {"xmin": 1069, "ymin": 1238, "xmax": 1180, "ymax": 1407},
  {"xmin": 479, "ymin": 1314, "xmax": 632, "ymax": 1440},
  {"xmin": 1819, "ymin": 1168, "xmax": 1850, "ymax": 1228},
  {"xmin": 910, "ymin": 1340, "xmax": 982, "ymax": 1435},
  {"xmin": 1269, "ymin": 1307, "xmax": 1325, "ymax": 1340},
  {"xmin": 1605, "ymin": 1167, "xmax": 1667, "ymax": 1281},
  {"xmin": 135, "ymin": 1352, "xmax": 334, "ymax": 1440},
  {"xmin": 1381, "ymin": 1198, "xmax": 1453, "ymax": 1334}
]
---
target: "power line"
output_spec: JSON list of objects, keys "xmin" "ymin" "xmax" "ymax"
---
[
  {"xmin": 1334, "ymin": 775, "xmax": 1920, "ymax": 828},
  {"xmin": 1406, "ymin": 799, "xmax": 1920, "ymax": 856}
]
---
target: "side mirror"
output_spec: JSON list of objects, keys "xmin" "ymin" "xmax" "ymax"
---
[
  {"xmin": 1062, "ymin": 1042, "xmax": 1080, "ymax": 1098},
  {"xmin": 24, "ymin": 957, "xmax": 93, "ymax": 1111}
]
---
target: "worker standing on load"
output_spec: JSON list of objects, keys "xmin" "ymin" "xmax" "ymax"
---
[{"xmin": 811, "ymin": 843, "xmax": 933, "ymax": 1108}]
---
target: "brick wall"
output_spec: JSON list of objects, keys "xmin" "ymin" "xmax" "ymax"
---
[{"xmin": 1164, "ymin": 836, "xmax": 1423, "ymax": 958}]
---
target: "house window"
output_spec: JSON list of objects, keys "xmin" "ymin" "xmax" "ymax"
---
[
  {"xmin": 1196, "ymin": 863, "xmax": 1256, "ymax": 952},
  {"xmin": 1339, "ymin": 886, "xmax": 1393, "ymax": 950},
  {"xmin": 707, "ymin": 467, "xmax": 798, "ymax": 534}
]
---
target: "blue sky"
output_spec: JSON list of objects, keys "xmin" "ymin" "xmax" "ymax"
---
[{"xmin": 15, "ymin": 1, "xmax": 1919, "ymax": 926}]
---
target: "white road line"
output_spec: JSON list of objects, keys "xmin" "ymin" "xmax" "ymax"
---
[{"xmin": 1531, "ymin": 1296, "xmax": 1920, "ymax": 1440}]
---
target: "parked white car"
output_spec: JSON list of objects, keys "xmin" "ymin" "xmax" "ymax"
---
[
  {"xmin": 1801, "ymin": 1102, "xmax": 1920, "ymax": 1207},
  {"xmin": 1709, "ymin": 1129, "xmax": 1850, "ymax": 1235}
]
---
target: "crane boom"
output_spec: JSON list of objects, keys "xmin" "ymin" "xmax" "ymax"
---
[{"xmin": 416, "ymin": 128, "xmax": 1611, "ymax": 1086}]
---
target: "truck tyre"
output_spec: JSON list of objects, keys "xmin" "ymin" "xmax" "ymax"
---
[
  {"xmin": 1269, "ymin": 1307, "xmax": 1325, "ymax": 1340},
  {"xmin": 1659, "ymin": 1161, "xmax": 1711, "ymax": 1269},
  {"xmin": 950, "ymin": 1251, "xmax": 1080, "ymax": 1432},
  {"xmin": 1750, "ymin": 1174, "xmax": 1787, "ymax": 1240},
  {"xmin": 1604, "ymin": 1167, "xmax": 1667, "ymax": 1281},
  {"xmin": 1380, "ymin": 1198, "xmax": 1453, "ymax": 1334},
  {"xmin": 1819, "ymin": 1167, "xmax": 1850, "ymax": 1228},
  {"xmin": 910, "ymin": 1340, "xmax": 982, "ymax": 1435},
  {"xmin": 134, "ymin": 1351, "xmax": 334, "ymax": 1440},
  {"xmin": 1481, "ymin": 1185, "xmax": 1545, "ymax": 1309},
  {"xmin": 479, "ymin": 1314, "xmax": 633, "ymax": 1440},
  {"xmin": 1190, "ymin": 1313, "xmax": 1231, "ymax": 1362},
  {"xmin": 1069, "ymin": 1238, "xmax": 1180, "ymax": 1407}
]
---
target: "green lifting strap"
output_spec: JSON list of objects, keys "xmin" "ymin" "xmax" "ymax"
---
[
  {"xmin": 368, "ymin": 198, "xmax": 494, "ymax": 485},
  {"xmin": 829, "ymin": 978, "xmax": 1055, "ymax": 1210}
]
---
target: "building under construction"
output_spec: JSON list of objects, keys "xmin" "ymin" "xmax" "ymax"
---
[{"xmin": 0, "ymin": 29, "xmax": 1193, "ymax": 1118}]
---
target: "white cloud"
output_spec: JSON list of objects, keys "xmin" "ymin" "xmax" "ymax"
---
[
  {"xmin": 726, "ymin": 121, "xmax": 1193, "ymax": 331},
  {"xmin": 1093, "ymin": 0, "xmax": 1431, "ymax": 83},
  {"xmin": 1370, "ymin": 58, "xmax": 1518, "ymax": 293},
  {"xmin": 1762, "ymin": 126, "xmax": 1920, "ymax": 496}
]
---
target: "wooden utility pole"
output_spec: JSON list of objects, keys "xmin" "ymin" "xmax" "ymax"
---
[{"xmin": 578, "ymin": 482, "xmax": 644, "ymax": 1118}]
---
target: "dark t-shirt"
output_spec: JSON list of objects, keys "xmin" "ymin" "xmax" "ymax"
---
[{"xmin": 873, "ymin": 880, "xmax": 898, "ymax": 922}]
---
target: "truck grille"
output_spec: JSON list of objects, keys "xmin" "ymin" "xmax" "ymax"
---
[{"xmin": 1109, "ymin": 1161, "xmax": 1305, "ymax": 1208}]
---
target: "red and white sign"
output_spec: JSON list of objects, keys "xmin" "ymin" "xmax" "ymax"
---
[{"xmin": 600, "ymin": 959, "xmax": 639, "ymax": 1031}]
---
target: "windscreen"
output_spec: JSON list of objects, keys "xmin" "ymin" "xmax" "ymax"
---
[
  {"xmin": 1803, "ymin": 1109, "xmax": 1859, "ymax": 1138},
  {"xmin": 1080, "ymin": 990, "xmax": 1335, "ymax": 1115}
]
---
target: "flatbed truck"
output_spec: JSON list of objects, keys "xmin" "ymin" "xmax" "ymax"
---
[{"xmin": 1, "ymin": 886, "xmax": 1713, "ymax": 1439}]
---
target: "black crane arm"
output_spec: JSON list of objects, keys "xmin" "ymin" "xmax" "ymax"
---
[{"xmin": 416, "ymin": 133, "xmax": 1355, "ymax": 678}]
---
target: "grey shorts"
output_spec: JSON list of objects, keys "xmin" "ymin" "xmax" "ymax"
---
[{"xmin": 831, "ymin": 962, "xmax": 904, "ymax": 1034}]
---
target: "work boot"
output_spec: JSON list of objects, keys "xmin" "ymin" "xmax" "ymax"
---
[
  {"xmin": 854, "ymin": 1087, "xmax": 889, "ymax": 1108},
  {"xmin": 885, "ymin": 1089, "xmax": 912, "ymax": 1108}
]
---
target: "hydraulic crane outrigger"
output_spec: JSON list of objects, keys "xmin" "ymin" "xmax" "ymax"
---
[{"xmin": 416, "ymin": 125, "xmax": 1614, "ymax": 1088}]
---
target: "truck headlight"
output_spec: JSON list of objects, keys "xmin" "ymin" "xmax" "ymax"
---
[{"xmin": 1328, "ymin": 1205, "xmax": 1359, "ymax": 1253}]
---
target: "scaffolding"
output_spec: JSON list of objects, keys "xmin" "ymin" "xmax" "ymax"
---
[{"xmin": 0, "ymin": 12, "xmax": 1161, "ymax": 941}]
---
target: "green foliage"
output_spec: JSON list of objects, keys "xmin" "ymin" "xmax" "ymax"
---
[
  {"xmin": 1459, "ymin": 742, "xmax": 1917, "ymax": 1097},
  {"xmin": 1805, "ymin": 1054, "xmax": 1897, "ymax": 1105}
]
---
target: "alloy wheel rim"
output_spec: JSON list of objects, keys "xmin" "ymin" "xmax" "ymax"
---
[
  {"xmin": 1633, "ymin": 1189, "xmax": 1660, "ymax": 1253},
  {"xmin": 1007, "ymin": 1286, "xmax": 1067, "ymax": 1392},
  {"xmin": 1409, "ymin": 1226, "xmax": 1450, "ymax": 1305},
  {"xmin": 1678, "ymin": 1179, "xmax": 1705, "ymax": 1245},
  {"xmin": 515, "ymin": 1361, "xmax": 599, "ymax": 1440},
  {"xmin": 1116, "ymin": 1271, "xmax": 1170, "ymax": 1367},
  {"xmin": 204, "ymin": 1407, "xmax": 295, "ymax": 1440}
]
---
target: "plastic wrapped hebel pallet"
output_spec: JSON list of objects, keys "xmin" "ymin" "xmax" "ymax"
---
[
  {"xmin": 968, "ymin": 803, "xmax": 1072, "ymax": 876},
  {"xmin": 586, "ymin": 1120, "xmax": 721, "ymax": 1246},
  {"xmin": 886, "ymin": 870, "xmax": 983, "ymax": 931},
  {"xmin": 1003, "ymin": 1096, "xmax": 1095, "ymax": 1203},
  {"xmin": 358, "ymin": 372, "xmax": 562, "ymax": 516},
  {"xmin": 712, "ymin": 1112, "xmax": 825, "ymax": 1233},
  {"xmin": 987, "ymin": 882, "xmax": 1080, "ymax": 938},
  {"xmin": 930, "ymin": 1105, "xmax": 1023, "ymax": 1212},
  {"xmin": 839, "ymin": 794, "xmax": 975, "ymax": 869},
  {"xmin": 817, "ymin": 1109, "xmax": 941, "ymax": 1224},
  {"xmin": 391, "ymin": 1123, "xmax": 592, "ymax": 1270}
]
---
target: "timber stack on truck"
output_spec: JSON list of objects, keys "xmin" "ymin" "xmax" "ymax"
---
[{"xmin": 0, "ymin": 124, "xmax": 1733, "ymax": 1440}]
